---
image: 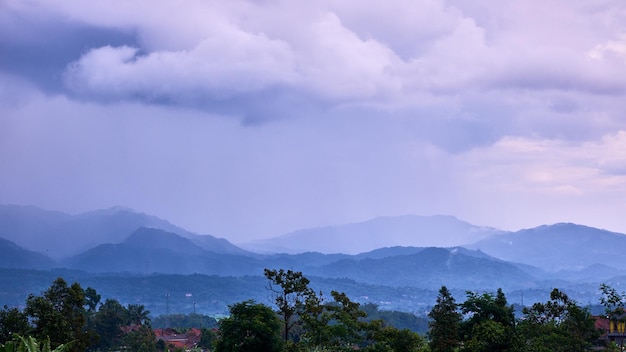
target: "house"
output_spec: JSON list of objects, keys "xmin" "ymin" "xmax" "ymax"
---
[
  {"xmin": 594, "ymin": 315, "xmax": 626, "ymax": 350},
  {"xmin": 154, "ymin": 328, "xmax": 202, "ymax": 351}
]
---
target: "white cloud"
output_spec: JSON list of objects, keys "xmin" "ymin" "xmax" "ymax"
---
[{"xmin": 4, "ymin": 0, "xmax": 626, "ymax": 239}]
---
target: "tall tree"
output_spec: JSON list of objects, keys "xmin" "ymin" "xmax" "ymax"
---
[
  {"xmin": 264, "ymin": 268, "xmax": 315, "ymax": 342},
  {"xmin": 92, "ymin": 299, "xmax": 128, "ymax": 351},
  {"xmin": 127, "ymin": 304, "xmax": 151, "ymax": 326},
  {"xmin": 461, "ymin": 288, "xmax": 516, "ymax": 352},
  {"xmin": 428, "ymin": 286, "xmax": 461, "ymax": 352},
  {"xmin": 214, "ymin": 300, "xmax": 283, "ymax": 352},
  {"xmin": 25, "ymin": 278, "xmax": 93, "ymax": 352}
]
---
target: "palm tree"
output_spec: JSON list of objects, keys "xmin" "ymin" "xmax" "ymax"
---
[{"xmin": 127, "ymin": 304, "xmax": 151, "ymax": 326}]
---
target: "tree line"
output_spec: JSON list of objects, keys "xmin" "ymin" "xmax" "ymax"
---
[{"xmin": 2, "ymin": 270, "xmax": 626, "ymax": 351}]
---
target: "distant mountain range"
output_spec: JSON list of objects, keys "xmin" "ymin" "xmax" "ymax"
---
[
  {"xmin": 468, "ymin": 223, "xmax": 626, "ymax": 271},
  {"xmin": 241, "ymin": 215, "xmax": 503, "ymax": 254},
  {"xmin": 0, "ymin": 205, "xmax": 248, "ymax": 259},
  {"xmin": 3, "ymin": 204, "xmax": 626, "ymax": 314}
]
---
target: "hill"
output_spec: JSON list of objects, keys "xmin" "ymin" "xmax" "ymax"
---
[
  {"xmin": 0, "ymin": 238, "xmax": 56, "ymax": 269},
  {"xmin": 467, "ymin": 223, "xmax": 626, "ymax": 272},
  {"xmin": 0, "ymin": 205, "xmax": 249, "ymax": 259},
  {"xmin": 308, "ymin": 247, "xmax": 537, "ymax": 291},
  {"xmin": 62, "ymin": 227, "xmax": 261, "ymax": 275},
  {"xmin": 242, "ymin": 215, "xmax": 503, "ymax": 254}
]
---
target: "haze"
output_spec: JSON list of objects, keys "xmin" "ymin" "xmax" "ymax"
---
[{"xmin": 1, "ymin": 0, "xmax": 625, "ymax": 243}]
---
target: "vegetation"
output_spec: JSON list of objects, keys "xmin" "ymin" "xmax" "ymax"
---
[
  {"xmin": 214, "ymin": 300, "xmax": 283, "ymax": 352},
  {"xmin": 428, "ymin": 286, "xmax": 461, "ymax": 352},
  {"xmin": 0, "ymin": 272, "xmax": 622, "ymax": 351}
]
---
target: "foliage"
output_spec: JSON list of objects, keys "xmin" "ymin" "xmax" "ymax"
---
[
  {"xmin": 599, "ymin": 283, "xmax": 626, "ymax": 349},
  {"xmin": 460, "ymin": 288, "xmax": 515, "ymax": 352},
  {"xmin": 1, "ymin": 335, "xmax": 72, "ymax": 352},
  {"xmin": 428, "ymin": 286, "xmax": 461, "ymax": 352},
  {"xmin": 264, "ymin": 268, "xmax": 316, "ymax": 341},
  {"xmin": 516, "ymin": 288, "xmax": 598, "ymax": 352},
  {"xmin": 214, "ymin": 300, "xmax": 283, "ymax": 352},
  {"xmin": 364, "ymin": 322, "xmax": 429, "ymax": 352},
  {"xmin": 197, "ymin": 328, "xmax": 217, "ymax": 350},
  {"xmin": 0, "ymin": 305, "xmax": 30, "ymax": 344},
  {"xmin": 122, "ymin": 325, "xmax": 157, "ymax": 352},
  {"xmin": 90, "ymin": 298, "xmax": 127, "ymax": 351},
  {"xmin": 24, "ymin": 278, "xmax": 92, "ymax": 352}
]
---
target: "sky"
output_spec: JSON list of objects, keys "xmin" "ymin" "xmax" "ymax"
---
[{"xmin": 1, "ymin": 0, "xmax": 626, "ymax": 243}]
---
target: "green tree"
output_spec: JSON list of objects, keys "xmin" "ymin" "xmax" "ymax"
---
[
  {"xmin": 428, "ymin": 286, "xmax": 461, "ymax": 352},
  {"xmin": 122, "ymin": 325, "xmax": 156, "ymax": 352},
  {"xmin": 214, "ymin": 300, "xmax": 283, "ymax": 352},
  {"xmin": 264, "ymin": 268, "xmax": 315, "ymax": 342},
  {"xmin": 91, "ymin": 299, "xmax": 128, "ymax": 351},
  {"xmin": 0, "ymin": 306, "xmax": 30, "ymax": 344},
  {"xmin": 461, "ymin": 288, "xmax": 515, "ymax": 352},
  {"xmin": 127, "ymin": 304, "xmax": 151, "ymax": 326},
  {"xmin": 84, "ymin": 287, "xmax": 101, "ymax": 313},
  {"xmin": 24, "ymin": 278, "xmax": 92, "ymax": 352},
  {"xmin": 325, "ymin": 290, "xmax": 368, "ymax": 348},
  {"xmin": 197, "ymin": 328, "xmax": 217, "ymax": 350},
  {"xmin": 364, "ymin": 322, "xmax": 428, "ymax": 352},
  {"xmin": 516, "ymin": 288, "xmax": 598, "ymax": 352}
]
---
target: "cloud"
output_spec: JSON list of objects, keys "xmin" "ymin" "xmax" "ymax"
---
[{"xmin": 3, "ymin": 0, "xmax": 626, "ymax": 239}]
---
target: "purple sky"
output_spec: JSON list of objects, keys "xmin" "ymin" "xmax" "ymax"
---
[{"xmin": 1, "ymin": 0, "xmax": 626, "ymax": 243}]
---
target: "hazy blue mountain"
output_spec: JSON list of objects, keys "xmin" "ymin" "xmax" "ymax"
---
[
  {"xmin": 63, "ymin": 227, "xmax": 261, "ymax": 275},
  {"xmin": 547, "ymin": 264, "xmax": 626, "ymax": 282},
  {"xmin": 0, "ymin": 205, "xmax": 249, "ymax": 259},
  {"xmin": 242, "ymin": 215, "xmax": 503, "ymax": 254},
  {"xmin": 307, "ymin": 247, "xmax": 537, "ymax": 291},
  {"xmin": 467, "ymin": 223, "xmax": 626, "ymax": 272},
  {"xmin": 0, "ymin": 237, "xmax": 56, "ymax": 269}
]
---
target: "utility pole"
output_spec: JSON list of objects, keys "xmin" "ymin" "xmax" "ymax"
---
[{"xmin": 165, "ymin": 293, "xmax": 170, "ymax": 328}]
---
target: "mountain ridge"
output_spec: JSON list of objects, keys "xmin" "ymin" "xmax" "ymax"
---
[{"xmin": 241, "ymin": 214, "xmax": 505, "ymax": 254}]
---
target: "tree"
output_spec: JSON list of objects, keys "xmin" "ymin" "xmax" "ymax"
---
[
  {"xmin": 127, "ymin": 304, "xmax": 151, "ymax": 326},
  {"xmin": 264, "ymin": 268, "xmax": 315, "ymax": 342},
  {"xmin": 364, "ymin": 322, "xmax": 428, "ymax": 352},
  {"xmin": 600, "ymin": 283, "xmax": 626, "ymax": 349},
  {"xmin": 24, "ymin": 278, "xmax": 92, "ymax": 352},
  {"xmin": 122, "ymin": 325, "xmax": 156, "ymax": 352},
  {"xmin": 84, "ymin": 287, "xmax": 101, "ymax": 313},
  {"xmin": 461, "ymin": 288, "xmax": 516, "ymax": 352},
  {"xmin": 325, "ymin": 290, "xmax": 368, "ymax": 348},
  {"xmin": 197, "ymin": 328, "xmax": 217, "ymax": 350},
  {"xmin": 91, "ymin": 299, "xmax": 128, "ymax": 351},
  {"xmin": 428, "ymin": 286, "xmax": 461, "ymax": 352},
  {"xmin": 516, "ymin": 288, "xmax": 598, "ymax": 352},
  {"xmin": 0, "ymin": 305, "xmax": 30, "ymax": 344},
  {"xmin": 214, "ymin": 300, "xmax": 283, "ymax": 352}
]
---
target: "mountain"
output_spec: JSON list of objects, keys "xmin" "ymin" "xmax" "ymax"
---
[
  {"xmin": 307, "ymin": 247, "xmax": 537, "ymax": 291},
  {"xmin": 0, "ymin": 205, "xmax": 249, "ymax": 259},
  {"xmin": 61, "ymin": 227, "xmax": 539, "ymax": 293},
  {"xmin": 0, "ymin": 237, "xmax": 56, "ymax": 269},
  {"xmin": 242, "ymin": 215, "xmax": 503, "ymax": 254},
  {"xmin": 467, "ymin": 223, "xmax": 626, "ymax": 272},
  {"xmin": 63, "ymin": 227, "xmax": 260, "ymax": 275}
]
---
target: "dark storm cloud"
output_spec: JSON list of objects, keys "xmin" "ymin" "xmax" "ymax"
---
[{"xmin": 0, "ymin": 9, "xmax": 138, "ymax": 92}]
